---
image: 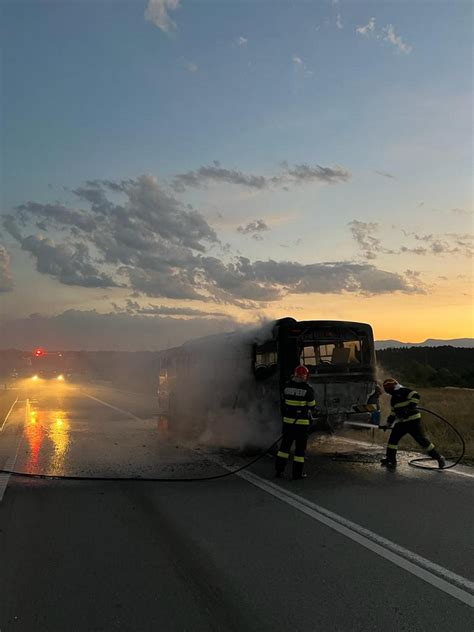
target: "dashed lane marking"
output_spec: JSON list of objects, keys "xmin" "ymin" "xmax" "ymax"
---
[
  {"xmin": 234, "ymin": 468, "xmax": 474, "ymax": 609},
  {"xmin": 82, "ymin": 393, "xmax": 143, "ymax": 422},
  {"xmin": 0, "ymin": 397, "xmax": 18, "ymax": 432}
]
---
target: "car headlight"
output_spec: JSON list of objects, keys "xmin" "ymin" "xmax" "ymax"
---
[
  {"xmin": 57, "ymin": 374, "xmax": 65, "ymax": 381},
  {"xmin": 32, "ymin": 375, "xmax": 39, "ymax": 381}
]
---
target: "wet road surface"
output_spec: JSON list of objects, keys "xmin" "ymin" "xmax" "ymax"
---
[{"xmin": 0, "ymin": 379, "xmax": 473, "ymax": 631}]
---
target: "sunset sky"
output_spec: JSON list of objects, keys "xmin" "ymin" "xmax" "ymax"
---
[{"xmin": 1, "ymin": 0, "xmax": 472, "ymax": 350}]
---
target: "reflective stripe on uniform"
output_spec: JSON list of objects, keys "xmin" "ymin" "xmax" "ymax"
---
[
  {"xmin": 293, "ymin": 455, "xmax": 305, "ymax": 463},
  {"xmin": 283, "ymin": 417, "xmax": 310, "ymax": 425},
  {"xmin": 393, "ymin": 400, "xmax": 412, "ymax": 408},
  {"xmin": 307, "ymin": 399, "xmax": 316, "ymax": 407},
  {"xmin": 387, "ymin": 443, "xmax": 399, "ymax": 450},
  {"xmin": 426, "ymin": 443, "xmax": 435, "ymax": 452},
  {"xmin": 277, "ymin": 451, "xmax": 290, "ymax": 459},
  {"xmin": 285, "ymin": 399, "xmax": 307, "ymax": 406},
  {"xmin": 406, "ymin": 412, "xmax": 421, "ymax": 421},
  {"xmin": 407, "ymin": 390, "xmax": 420, "ymax": 401}
]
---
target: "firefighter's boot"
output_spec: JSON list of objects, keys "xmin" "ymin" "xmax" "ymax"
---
[
  {"xmin": 427, "ymin": 445, "xmax": 445, "ymax": 469},
  {"xmin": 380, "ymin": 458, "xmax": 397, "ymax": 471},
  {"xmin": 292, "ymin": 472, "xmax": 308, "ymax": 480},
  {"xmin": 436, "ymin": 455, "xmax": 446, "ymax": 469}
]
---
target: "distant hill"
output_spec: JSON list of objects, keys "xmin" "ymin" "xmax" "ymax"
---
[{"xmin": 375, "ymin": 338, "xmax": 474, "ymax": 350}]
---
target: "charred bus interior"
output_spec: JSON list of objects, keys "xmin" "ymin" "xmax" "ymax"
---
[{"xmin": 254, "ymin": 318, "xmax": 377, "ymax": 425}]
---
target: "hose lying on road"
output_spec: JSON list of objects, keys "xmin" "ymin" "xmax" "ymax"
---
[
  {"xmin": 0, "ymin": 408, "xmax": 466, "ymax": 481},
  {"xmin": 0, "ymin": 434, "xmax": 285, "ymax": 482},
  {"xmin": 408, "ymin": 407, "xmax": 466, "ymax": 471}
]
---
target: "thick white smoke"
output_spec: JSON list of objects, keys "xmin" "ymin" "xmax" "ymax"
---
[{"xmin": 162, "ymin": 320, "xmax": 282, "ymax": 450}]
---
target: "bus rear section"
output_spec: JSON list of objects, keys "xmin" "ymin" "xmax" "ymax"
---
[{"xmin": 277, "ymin": 319, "xmax": 378, "ymax": 428}]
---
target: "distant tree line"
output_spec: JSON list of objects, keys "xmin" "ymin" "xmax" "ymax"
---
[{"xmin": 377, "ymin": 346, "xmax": 474, "ymax": 388}]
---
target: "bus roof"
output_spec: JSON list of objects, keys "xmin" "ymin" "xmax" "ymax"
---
[
  {"xmin": 284, "ymin": 319, "xmax": 373, "ymax": 331},
  {"xmin": 162, "ymin": 318, "xmax": 374, "ymax": 355}
]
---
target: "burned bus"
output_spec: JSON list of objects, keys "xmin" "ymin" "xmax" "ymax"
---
[{"xmin": 156, "ymin": 317, "xmax": 377, "ymax": 436}]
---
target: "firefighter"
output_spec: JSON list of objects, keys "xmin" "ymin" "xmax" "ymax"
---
[
  {"xmin": 380, "ymin": 378, "xmax": 446, "ymax": 470},
  {"xmin": 275, "ymin": 365, "xmax": 316, "ymax": 480}
]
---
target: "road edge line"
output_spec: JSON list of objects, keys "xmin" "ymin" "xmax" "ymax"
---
[
  {"xmin": 234, "ymin": 468, "xmax": 474, "ymax": 608},
  {"xmin": 0, "ymin": 399, "xmax": 27, "ymax": 502},
  {"xmin": 0, "ymin": 396, "xmax": 19, "ymax": 432}
]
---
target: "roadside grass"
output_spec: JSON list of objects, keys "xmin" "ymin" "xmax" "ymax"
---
[{"xmin": 345, "ymin": 387, "xmax": 474, "ymax": 462}]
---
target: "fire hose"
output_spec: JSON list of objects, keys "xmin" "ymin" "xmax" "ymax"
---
[
  {"xmin": 0, "ymin": 409, "xmax": 466, "ymax": 481},
  {"xmin": 407, "ymin": 407, "xmax": 466, "ymax": 470}
]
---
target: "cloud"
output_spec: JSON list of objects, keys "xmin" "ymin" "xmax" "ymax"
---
[
  {"xmin": 145, "ymin": 0, "xmax": 180, "ymax": 32},
  {"xmin": 248, "ymin": 260, "xmax": 423, "ymax": 296},
  {"xmin": 115, "ymin": 300, "xmax": 227, "ymax": 318},
  {"xmin": 401, "ymin": 231, "xmax": 473, "ymax": 257},
  {"xmin": 405, "ymin": 269, "xmax": 422, "ymax": 279},
  {"xmin": 178, "ymin": 57, "xmax": 198, "ymax": 72},
  {"xmin": 382, "ymin": 24, "xmax": 412, "ymax": 55},
  {"xmin": 5, "ymin": 175, "xmax": 218, "ymax": 296},
  {"xmin": 172, "ymin": 162, "xmax": 351, "ymax": 192},
  {"xmin": 237, "ymin": 219, "xmax": 270, "ymax": 239},
  {"xmin": 237, "ymin": 36, "xmax": 248, "ymax": 46},
  {"xmin": 374, "ymin": 170, "xmax": 395, "ymax": 179},
  {"xmin": 20, "ymin": 235, "xmax": 118, "ymax": 288},
  {"xmin": 172, "ymin": 165, "xmax": 267, "ymax": 192},
  {"xmin": 356, "ymin": 17, "xmax": 376, "ymax": 37},
  {"xmin": 125, "ymin": 266, "xmax": 206, "ymax": 300},
  {"xmin": 0, "ymin": 245, "xmax": 13, "ymax": 292},
  {"xmin": 349, "ymin": 220, "xmax": 382, "ymax": 260},
  {"xmin": 5, "ymin": 173, "xmax": 423, "ymax": 306},
  {"xmin": 350, "ymin": 224, "xmax": 473, "ymax": 260},
  {"xmin": 336, "ymin": 13, "xmax": 343, "ymax": 29},
  {"xmin": 281, "ymin": 163, "xmax": 351, "ymax": 185},
  {"xmin": 292, "ymin": 54, "xmax": 312, "ymax": 77},
  {"xmin": 356, "ymin": 18, "xmax": 412, "ymax": 55}
]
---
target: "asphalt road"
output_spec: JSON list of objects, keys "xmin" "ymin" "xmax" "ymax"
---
[{"xmin": 0, "ymin": 379, "xmax": 473, "ymax": 631}]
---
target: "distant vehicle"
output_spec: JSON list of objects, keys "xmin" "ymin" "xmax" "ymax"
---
[
  {"xmin": 30, "ymin": 349, "xmax": 67, "ymax": 382},
  {"xmin": 156, "ymin": 317, "xmax": 377, "ymax": 434}
]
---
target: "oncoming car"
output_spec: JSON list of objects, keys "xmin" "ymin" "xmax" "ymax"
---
[
  {"xmin": 29, "ymin": 349, "xmax": 68, "ymax": 382},
  {"xmin": 30, "ymin": 371, "xmax": 66, "ymax": 382}
]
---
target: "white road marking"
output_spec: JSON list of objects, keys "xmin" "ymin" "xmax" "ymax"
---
[
  {"xmin": 0, "ymin": 396, "xmax": 18, "ymax": 432},
  {"xmin": 0, "ymin": 399, "xmax": 27, "ymax": 502},
  {"xmin": 335, "ymin": 436, "xmax": 474, "ymax": 479},
  {"xmin": 234, "ymin": 468, "xmax": 474, "ymax": 608},
  {"xmin": 82, "ymin": 393, "xmax": 143, "ymax": 421},
  {"xmin": 445, "ymin": 469, "xmax": 474, "ymax": 480}
]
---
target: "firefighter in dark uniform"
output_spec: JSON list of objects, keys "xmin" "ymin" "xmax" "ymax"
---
[
  {"xmin": 275, "ymin": 365, "xmax": 316, "ymax": 480},
  {"xmin": 380, "ymin": 378, "xmax": 445, "ymax": 470}
]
